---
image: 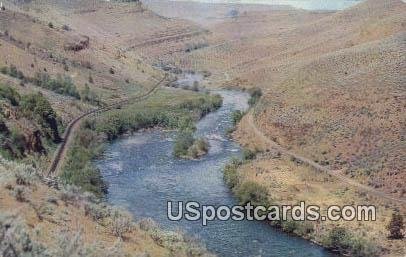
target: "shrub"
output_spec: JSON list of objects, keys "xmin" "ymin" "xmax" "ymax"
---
[
  {"xmin": 20, "ymin": 92, "xmax": 61, "ymax": 142},
  {"xmin": 48, "ymin": 22, "xmax": 54, "ymax": 28},
  {"xmin": 62, "ymin": 24, "xmax": 70, "ymax": 31},
  {"xmin": 323, "ymin": 227, "xmax": 379, "ymax": 257},
  {"xmin": 0, "ymin": 215, "xmax": 48, "ymax": 257},
  {"xmin": 173, "ymin": 130, "xmax": 194, "ymax": 157},
  {"xmin": 223, "ymin": 158, "xmax": 242, "ymax": 189},
  {"xmin": 0, "ymin": 84, "xmax": 20, "ymax": 106},
  {"xmin": 281, "ymin": 219, "xmax": 299, "ymax": 233},
  {"xmin": 109, "ymin": 208, "xmax": 134, "ymax": 238},
  {"xmin": 242, "ymin": 148, "xmax": 256, "ymax": 160},
  {"xmin": 84, "ymin": 203, "xmax": 110, "ymax": 222},
  {"xmin": 234, "ymin": 181, "xmax": 269, "ymax": 206},
  {"xmin": 33, "ymin": 72, "xmax": 80, "ymax": 99},
  {"xmin": 80, "ymin": 84, "xmax": 100, "ymax": 105},
  {"xmin": 387, "ymin": 210, "xmax": 404, "ymax": 239},
  {"xmin": 60, "ymin": 127, "xmax": 107, "ymax": 197},
  {"xmin": 248, "ymin": 88, "xmax": 262, "ymax": 106},
  {"xmin": 13, "ymin": 185, "xmax": 27, "ymax": 202},
  {"xmin": 0, "ymin": 66, "xmax": 8, "ymax": 74},
  {"xmin": 138, "ymin": 218, "xmax": 158, "ymax": 231},
  {"xmin": 231, "ymin": 110, "xmax": 244, "ymax": 125}
]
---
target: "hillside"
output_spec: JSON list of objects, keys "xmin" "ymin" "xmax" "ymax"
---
[
  {"xmin": 159, "ymin": 0, "xmax": 406, "ymax": 197},
  {"xmin": 0, "ymin": 0, "xmax": 404, "ymax": 256},
  {"xmin": 0, "ymin": 1, "xmax": 218, "ymax": 256}
]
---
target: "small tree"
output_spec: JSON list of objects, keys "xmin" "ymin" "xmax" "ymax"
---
[{"xmin": 387, "ymin": 210, "xmax": 404, "ymax": 239}]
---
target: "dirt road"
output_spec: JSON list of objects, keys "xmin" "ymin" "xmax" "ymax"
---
[{"xmin": 246, "ymin": 113, "xmax": 406, "ymax": 205}]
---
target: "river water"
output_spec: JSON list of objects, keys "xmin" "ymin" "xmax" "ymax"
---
[{"xmin": 96, "ymin": 90, "xmax": 336, "ymax": 257}]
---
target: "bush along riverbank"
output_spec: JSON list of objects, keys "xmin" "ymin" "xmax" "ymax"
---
[
  {"xmin": 222, "ymin": 150, "xmax": 380, "ymax": 257},
  {"xmin": 60, "ymin": 88, "xmax": 222, "ymax": 197}
]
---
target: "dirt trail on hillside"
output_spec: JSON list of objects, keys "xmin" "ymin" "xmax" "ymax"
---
[
  {"xmin": 47, "ymin": 76, "xmax": 167, "ymax": 177},
  {"xmin": 245, "ymin": 113, "xmax": 406, "ymax": 205}
]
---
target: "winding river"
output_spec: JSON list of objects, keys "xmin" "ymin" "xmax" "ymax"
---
[{"xmin": 96, "ymin": 90, "xmax": 336, "ymax": 257}]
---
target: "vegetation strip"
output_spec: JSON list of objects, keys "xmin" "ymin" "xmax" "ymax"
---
[{"xmin": 47, "ymin": 75, "xmax": 167, "ymax": 177}]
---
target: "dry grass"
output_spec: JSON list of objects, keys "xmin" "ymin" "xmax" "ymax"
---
[
  {"xmin": 233, "ymin": 153, "xmax": 405, "ymax": 256},
  {"xmin": 0, "ymin": 157, "xmax": 214, "ymax": 257}
]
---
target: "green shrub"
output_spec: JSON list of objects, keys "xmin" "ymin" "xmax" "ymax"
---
[
  {"xmin": 80, "ymin": 84, "xmax": 100, "ymax": 105},
  {"xmin": 60, "ymin": 127, "xmax": 107, "ymax": 197},
  {"xmin": 323, "ymin": 227, "xmax": 379, "ymax": 257},
  {"xmin": 223, "ymin": 158, "xmax": 242, "ymax": 189},
  {"xmin": 33, "ymin": 72, "xmax": 80, "ymax": 99},
  {"xmin": 231, "ymin": 110, "xmax": 244, "ymax": 125},
  {"xmin": 186, "ymin": 138, "xmax": 209, "ymax": 159},
  {"xmin": 242, "ymin": 148, "xmax": 256, "ymax": 160},
  {"xmin": 0, "ymin": 215, "xmax": 49, "ymax": 256},
  {"xmin": 178, "ymin": 94, "xmax": 222, "ymax": 118},
  {"xmin": 173, "ymin": 130, "xmax": 194, "ymax": 157},
  {"xmin": 20, "ymin": 92, "xmax": 61, "ymax": 142},
  {"xmin": 248, "ymin": 88, "xmax": 262, "ymax": 106},
  {"xmin": 234, "ymin": 181, "xmax": 269, "ymax": 206},
  {"xmin": 281, "ymin": 219, "xmax": 299, "ymax": 233},
  {"xmin": 0, "ymin": 66, "xmax": 8, "ymax": 74},
  {"xmin": 1, "ymin": 65, "xmax": 25, "ymax": 80},
  {"xmin": 0, "ymin": 84, "xmax": 20, "ymax": 106}
]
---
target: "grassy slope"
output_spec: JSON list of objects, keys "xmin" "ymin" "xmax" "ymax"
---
[
  {"xmin": 223, "ymin": 1, "xmax": 406, "ymax": 255},
  {"xmin": 0, "ymin": 157, "xmax": 214, "ymax": 257},
  {"xmin": 0, "ymin": 1, "xmax": 219, "ymax": 256}
]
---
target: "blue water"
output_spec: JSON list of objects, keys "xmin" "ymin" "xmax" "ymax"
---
[{"xmin": 97, "ymin": 90, "xmax": 336, "ymax": 257}]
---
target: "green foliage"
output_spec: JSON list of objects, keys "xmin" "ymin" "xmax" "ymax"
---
[
  {"xmin": 178, "ymin": 94, "xmax": 222, "ymax": 118},
  {"xmin": 20, "ymin": 93, "xmax": 60, "ymax": 142},
  {"xmin": 0, "ymin": 84, "xmax": 20, "ymax": 106},
  {"xmin": 0, "ymin": 64, "xmax": 25, "ymax": 80},
  {"xmin": 0, "ymin": 214, "xmax": 49, "ymax": 257},
  {"xmin": 10, "ymin": 128, "xmax": 26, "ymax": 157},
  {"xmin": 186, "ymin": 138, "xmax": 209, "ymax": 159},
  {"xmin": 0, "ymin": 66, "xmax": 8, "ymax": 74},
  {"xmin": 61, "ymin": 90, "xmax": 222, "ymax": 196},
  {"xmin": 173, "ymin": 130, "xmax": 195, "ymax": 157},
  {"xmin": 223, "ymin": 158, "xmax": 242, "ymax": 189},
  {"xmin": 231, "ymin": 110, "xmax": 244, "ymax": 125},
  {"xmin": 80, "ymin": 84, "xmax": 101, "ymax": 106},
  {"xmin": 33, "ymin": 72, "xmax": 80, "ymax": 99},
  {"xmin": 323, "ymin": 227, "xmax": 379, "ymax": 257},
  {"xmin": 242, "ymin": 148, "xmax": 257, "ymax": 160},
  {"xmin": 248, "ymin": 88, "xmax": 262, "ymax": 106},
  {"xmin": 234, "ymin": 181, "xmax": 269, "ymax": 206},
  {"xmin": 60, "ymin": 126, "xmax": 107, "ymax": 197}
]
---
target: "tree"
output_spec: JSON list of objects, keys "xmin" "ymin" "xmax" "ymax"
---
[
  {"xmin": 20, "ymin": 93, "xmax": 61, "ymax": 142},
  {"xmin": 387, "ymin": 210, "xmax": 404, "ymax": 239}
]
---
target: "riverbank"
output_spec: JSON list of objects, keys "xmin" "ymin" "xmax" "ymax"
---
[
  {"xmin": 231, "ymin": 113, "xmax": 406, "ymax": 257},
  {"xmin": 60, "ymin": 87, "xmax": 222, "ymax": 197},
  {"xmin": 0, "ymin": 157, "xmax": 215, "ymax": 257},
  {"xmin": 97, "ymin": 90, "xmax": 334, "ymax": 257}
]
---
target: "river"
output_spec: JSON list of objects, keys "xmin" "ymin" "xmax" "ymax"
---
[{"xmin": 96, "ymin": 90, "xmax": 336, "ymax": 257}]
